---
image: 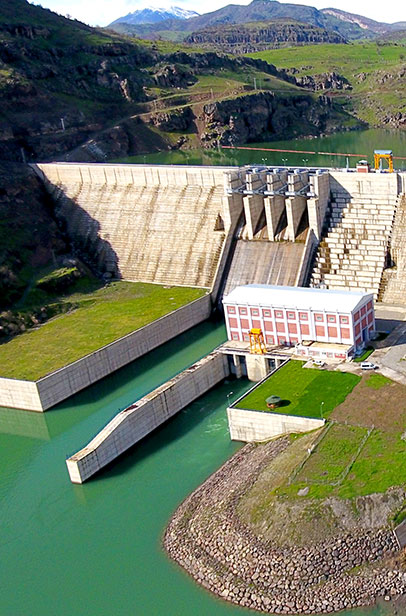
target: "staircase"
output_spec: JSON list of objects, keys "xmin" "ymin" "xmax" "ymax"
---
[
  {"xmin": 311, "ymin": 180, "xmax": 399, "ymax": 298},
  {"xmin": 380, "ymin": 194, "xmax": 406, "ymax": 305}
]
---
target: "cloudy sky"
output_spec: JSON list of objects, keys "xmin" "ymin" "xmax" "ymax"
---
[{"xmin": 31, "ymin": 0, "xmax": 406, "ymax": 27}]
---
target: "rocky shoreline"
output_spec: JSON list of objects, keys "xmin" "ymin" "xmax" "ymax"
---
[{"xmin": 164, "ymin": 438, "xmax": 406, "ymax": 614}]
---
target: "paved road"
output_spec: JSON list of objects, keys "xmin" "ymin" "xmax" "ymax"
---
[
  {"xmin": 370, "ymin": 305, "xmax": 406, "ymax": 383},
  {"xmin": 336, "ymin": 305, "xmax": 406, "ymax": 384}
]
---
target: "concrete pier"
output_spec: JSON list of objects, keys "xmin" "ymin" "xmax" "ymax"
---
[{"xmin": 66, "ymin": 351, "xmax": 230, "ymax": 483}]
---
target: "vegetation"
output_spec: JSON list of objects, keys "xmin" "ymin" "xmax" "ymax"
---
[
  {"xmin": 0, "ymin": 281, "xmax": 206, "ymax": 381},
  {"xmin": 365, "ymin": 373, "xmax": 391, "ymax": 389},
  {"xmin": 279, "ymin": 426, "xmax": 406, "ymax": 500},
  {"xmin": 239, "ymin": 370, "xmax": 406, "ymax": 536},
  {"xmin": 248, "ymin": 41, "xmax": 406, "ymax": 127},
  {"xmin": 353, "ymin": 346, "xmax": 374, "ymax": 362},
  {"xmin": 236, "ymin": 360, "xmax": 360, "ymax": 418}
]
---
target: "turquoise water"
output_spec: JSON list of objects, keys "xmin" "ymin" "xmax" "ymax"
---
[
  {"xmin": 116, "ymin": 128, "xmax": 406, "ymax": 171},
  {"xmin": 0, "ymin": 319, "xmax": 396, "ymax": 616}
]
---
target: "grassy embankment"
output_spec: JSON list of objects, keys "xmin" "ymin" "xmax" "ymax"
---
[
  {"xmin": 236, "ymin": 364, "xmax": 406, "ymax": 544},
  {"xmin": 0, "ymin": 281, "xmax": 206, "ymax": 381},
  {"xmin": 248, "ymin": 40, "xmax": 406, "ymax": 126},
  {"xmin": 236, "ymin": 360, "xmax": 360, "ymax": 418}
]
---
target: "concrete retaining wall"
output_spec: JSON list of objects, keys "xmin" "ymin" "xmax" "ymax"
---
[
  {"xmin": 227, "ymin": 407, "xmax": 324, "ymax": 442},
  {"xmin": 67, "ymin": 351, "xmax": 229, "ymax": 483},
  {"xmin": 0, "ymin": 294, "xmax": 211, "ymax": 412},
  {"xmin": 0, "ymin": 379, "xmax": 43, "ymax": 413}
]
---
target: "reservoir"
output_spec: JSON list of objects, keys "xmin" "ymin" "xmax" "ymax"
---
[
  {"xmin": 0, "ymin": 319, "xmax": 393, "ymax": 616},
  {"xmin": 117, "ymin": 128, "xmax": 406, "ymax": 169}
]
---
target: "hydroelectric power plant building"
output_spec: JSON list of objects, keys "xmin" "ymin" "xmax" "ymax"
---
[{"xmin": 223, "ymin": 285, "xmax": 375, "ymax": 360}]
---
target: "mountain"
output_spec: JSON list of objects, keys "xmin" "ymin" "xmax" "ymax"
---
[
  {"xmin": 108, "ymin": 0, "xmax": 396, "ymax": 42},
  {"xmin": 110, "ymin": 6, "xmax": 199, "ymax": 26},
  {"xmin": 185, "ymin": 20, "xmax": 347, "ymax": 53},
  {"xmin": 320, "ymin": 8, "xmax": 390, "ymax": 36}
]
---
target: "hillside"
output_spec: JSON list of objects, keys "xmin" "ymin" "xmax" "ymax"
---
[
  {"xmin": 0, "ymin": 0, "xmax": 364, "ymax": 164},
  {"xmin": 185, "ymin": 20, "xmax": 346, "ymax": 53},
  {"xmin": 249, "ymin": 41, "xmax": 406, "ymax": 128},
  {"xmin": 0, "ymin": 0, "xmax": 309, "ymax": 162}
]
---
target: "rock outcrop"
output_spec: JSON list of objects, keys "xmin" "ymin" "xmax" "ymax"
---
[
  {"xmin": 185, "ymin": 21, "xmax": 346, "ymax": 54},
  {"xmin": 199, "ymin": 91, "xmax": 357, "ymax": 147}
]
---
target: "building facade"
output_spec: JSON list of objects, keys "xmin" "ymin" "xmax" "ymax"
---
[{"xmin": 223, "ymin": 285, "xmax": 375, "ymax": 360}]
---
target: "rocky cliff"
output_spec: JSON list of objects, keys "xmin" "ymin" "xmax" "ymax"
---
[
  {"xmin": 198, "ymin": 91, "xmax": 360, "ymax": 147},
  {"xmin": 185, "ymin": 21, "xmax": 346, "ymax": 54}
]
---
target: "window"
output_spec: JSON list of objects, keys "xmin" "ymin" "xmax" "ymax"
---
[
  {"xmin": 239, "ymin": 307, "xmax": 247, "ymax": 315},
  {"xmin": 227, "ymin": 306, "xmax": 236, "ymax": 314},
  {"xmin": 340, "ymin": 316, "xmax": 349, "ymax": 324},
  {"xmin": 327, "ymin": 315, "xmax": 336, "ymax": 323},
  {"xmin": 275, "ymin": 311, "xmax": 283, "ymax": 319},
  {"xmin": 287, "ymin": 312, "xmax": 295, "ymax": 320},
  {"xmin": 231, "ymin": 332, "xmax": 239, "ymax": 341},
  {"xmin": 315, "ymin": 315, "xmax": 323, "ymax": 322},
  {"xmin": 299, "ymin": 312, "xmax": 308, "ymax": 321},
  {"xmin": 251, "ymin": 308, "xmax": 259, "ymax": 316},
  {"xmin": 263, "ymin": 309, "xmax": 271, "ymax": 317}
]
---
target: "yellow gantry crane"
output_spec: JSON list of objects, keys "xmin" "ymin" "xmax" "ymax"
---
[
  {"xmin": 374, "ymin": 149, "xmax": 394, "ymax": 173},
  {"xmin": 249, "ymin": 328, "xmax": 267, "ymax": 354}
]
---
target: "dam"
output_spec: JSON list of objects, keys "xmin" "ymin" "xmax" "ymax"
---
[
  {"xmin": 1, "ymin": 162, "xmax": 406, "ymax": 414},
  {"xmin": 34, "ymin": 162, "xmax": 406, "ymax": 303}
]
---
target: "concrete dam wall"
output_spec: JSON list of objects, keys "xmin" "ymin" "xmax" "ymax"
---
[
  {"xmin": 36, "ymin": 164, "xmax": 242, "ymax": 290},
  {"xmin": 35, "ymin": 163, "xmax": 406, "ymax": 305}
]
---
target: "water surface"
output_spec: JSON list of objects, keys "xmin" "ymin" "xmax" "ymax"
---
[{"xmin": 115, "ymin": 128, "xmax": 406, "ymax": 170}]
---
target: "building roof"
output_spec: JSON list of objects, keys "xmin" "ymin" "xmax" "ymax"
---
[{"xmin": 223, "ymin": 285, "xmax": 373, "ymax": 313}]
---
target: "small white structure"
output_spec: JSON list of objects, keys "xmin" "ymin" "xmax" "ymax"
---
[{"xmin": 223, "ymin": 285, "xmax": 375, "ymax": 360}]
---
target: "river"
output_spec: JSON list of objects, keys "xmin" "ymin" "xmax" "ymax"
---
[{"xmin": 115, "ymin": 128, "xmax": 406, "ymax": 170}]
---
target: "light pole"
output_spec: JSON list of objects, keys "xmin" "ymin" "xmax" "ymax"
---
[
  {"xmin": 320, "ymin": 401, "xmax": 325, "ymax": 419},
  {"xmin": 282, "ymin": 158, "xmax": 288, "ymax": 168},
  {"xmin": 227, "ymin": 391, "xmax": 234, "ymax": 407},
  {"xmin": 302, "ymin": 158, "xmax": 308, "ymax": 168}
]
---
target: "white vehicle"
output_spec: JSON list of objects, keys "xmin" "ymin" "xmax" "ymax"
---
[
  {"xmin": 361, "ymin": 362, "xmax": 378, "ymax": 370},
  {"xmin": 314, "ymin": 359, "xmax": 325, "ymax": 367}
]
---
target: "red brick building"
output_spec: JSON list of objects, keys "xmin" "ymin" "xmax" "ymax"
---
[{"xmin": 223, "ymin": 285, "xmax": 375, "ymax": 360}]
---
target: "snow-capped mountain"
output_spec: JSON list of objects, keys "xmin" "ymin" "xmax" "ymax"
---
[{"xmin": 110, "ymin": 6, "xmax": 199, "ymax": 26}]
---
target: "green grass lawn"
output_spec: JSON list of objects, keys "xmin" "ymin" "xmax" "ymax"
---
[
  {"xmin": 353, "ymin": 346, "xmax": 374, "ymax": 363},
  {"xmin": 294, "ymin": 423, "xmax": 368, "ymax": 486},
  {"xmin": 365, "ymin": 373, "xmax": 391, "ymax": 390},
  {"xmin": 235, "ymin": 361, "xmax": 360, "ymax": 419},
  {"xmin": 0, "ymin": 281, "xmax": 206, "ymax": 381},
  {"xmin": 281, "ymin": 426, "xmax": 406, "ymax": 500}
]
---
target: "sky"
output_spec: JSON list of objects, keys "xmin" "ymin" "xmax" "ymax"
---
[{"xmin": 30, "ymin": 0, "xmax": 406, "ymax": 28}]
